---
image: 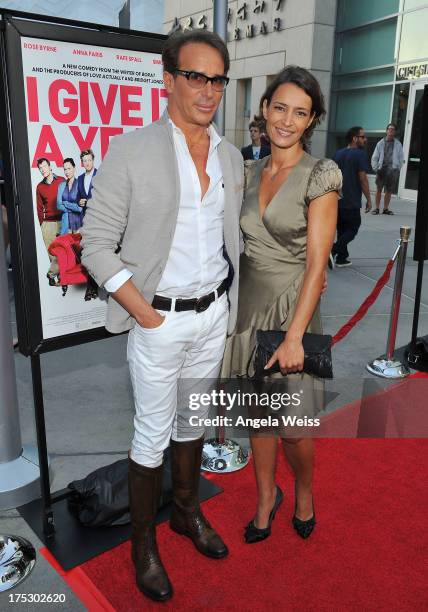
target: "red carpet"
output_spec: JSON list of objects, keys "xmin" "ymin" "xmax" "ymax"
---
[
  {"xmin": 319, "ymin": 374, "xmax": 428, "ymax": 437},
  {"xmin": 76, "ymin": 439, "xmax": 427, "ymax": 611}
]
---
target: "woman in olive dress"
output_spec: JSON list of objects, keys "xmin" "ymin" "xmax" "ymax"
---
[
  {"xmin": 57, "ymin": 158, "xmax": 85, "ymax": 234},
  {"xmin": 221, "ymin": 66, "xmax": 342, "ymax": 542}
]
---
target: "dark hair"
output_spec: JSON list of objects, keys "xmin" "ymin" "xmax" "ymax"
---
[
  {"xmin": 259, "ymin": 66, "xmax": 326, "ymax": 148},
  {"xmin": 162, "ymin": 30, "xmax": 229, "ymax": 75},
  {"xmin": 37, "ymin": 157, "xmax": 50, "ymax": 167},
  {"xmin": 80, "ymin": 149, "xmax": 94, "ymax": 160},
  {"xmin": 63, "ymin": 157, "xmax": 75, "ymax": 167},
  {"xmin": 249, "ymin": 120, "xmax": 261, "ymax": 130},
  {"xmin": 346, "ymin": 126, "xmax": 363, "ymax": 144},
  {"xmin": 252, "ymin": 113, "xmax": 267, "ymax": 133},
  {"xmin": 386, "ymin": 123, "xmax": 396, "ymax": 130}
]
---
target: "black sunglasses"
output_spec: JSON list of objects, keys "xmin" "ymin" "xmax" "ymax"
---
[{"xmin": 173, "ymin": 69, "xmax": 229, "ymax": 92}]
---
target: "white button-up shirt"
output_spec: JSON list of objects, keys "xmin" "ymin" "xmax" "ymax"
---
[
  {"xmin": 83, "ymin": 169, "xmax": 95, "ymax": 196},
  {"xmin": 104, "ymin": 120, "xmax": 228, "ymax": 298}
]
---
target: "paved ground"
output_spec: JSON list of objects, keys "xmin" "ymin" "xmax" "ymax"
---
[{"xmin": 1, "ymin": 193, "xmax": 427, "ymax": 610}]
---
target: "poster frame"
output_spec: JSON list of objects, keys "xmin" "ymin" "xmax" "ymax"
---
[
  {"xmin": 413, "ymin": 85, "xmax": 428, "ymax": 262},
  {"xmin": 0, "ymin": 9, "xmax": 166, "ymax": 356}
]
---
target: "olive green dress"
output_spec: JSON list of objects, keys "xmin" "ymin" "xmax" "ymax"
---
[{"xmin": 221, "ymin": 153, "xmax": 342, "ymax": 423}]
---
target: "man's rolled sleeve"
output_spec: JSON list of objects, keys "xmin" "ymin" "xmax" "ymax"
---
[
  {"xmin": 80, "ymin": 135, "xmax": 132, "ymax": 287},
  {"xmin": 104, "ymin": 268, "xmax": 133, "ymax": 293}
]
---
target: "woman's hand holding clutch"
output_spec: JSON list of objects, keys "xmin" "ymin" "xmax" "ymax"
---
[{"xmin": 264, "ymin": 335, "xmax": 304, "ymax": 374}]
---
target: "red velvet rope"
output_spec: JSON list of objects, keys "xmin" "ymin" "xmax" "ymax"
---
[{"xmin": 331, "ymin": 258, "xmax": 395, "ymax": 347}]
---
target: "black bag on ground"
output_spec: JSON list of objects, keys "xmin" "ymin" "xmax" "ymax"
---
[
  {"xmin": 406, "ymin": 337, "xmax": 428, "ymax": 372},
  {"xmin": 67, "ymin": 458, "xmax": 172, "ymax": 527}
]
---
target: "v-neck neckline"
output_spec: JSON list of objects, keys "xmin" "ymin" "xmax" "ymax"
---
[{"xmin": 257, "ymin": 152, "xmax": 306, "ymax": 220}]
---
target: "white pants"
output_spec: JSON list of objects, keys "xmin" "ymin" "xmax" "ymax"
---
[{"xmin": 127, "ymin": 292, "xmax": 229, "ymax": 467}]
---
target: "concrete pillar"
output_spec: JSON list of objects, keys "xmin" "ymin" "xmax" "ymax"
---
[{"xmin": 0, "ymin": 212, "xmax": 40, "ymax": 510}]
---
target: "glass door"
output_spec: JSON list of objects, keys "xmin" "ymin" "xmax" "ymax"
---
[{"xmin": 399, "ymin": 80, "xmax": 427, "ymax": 200}]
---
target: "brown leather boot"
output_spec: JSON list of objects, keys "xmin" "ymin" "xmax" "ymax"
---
[
  {"xmin": 169, "ymin": 437, "xmax": 228, "ymax": 559},
  {"xmin": 128, "ymin": 458, "xmax": 173, "ymax": 601}
]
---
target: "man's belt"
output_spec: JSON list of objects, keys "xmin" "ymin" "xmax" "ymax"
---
[{"xmin": 152, "ymin": 278, "xmax": 229, "ymax": 313}]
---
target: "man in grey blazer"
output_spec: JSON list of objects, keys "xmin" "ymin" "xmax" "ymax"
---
[{"xmin": 81, "ymin": 30, "xmax": 243, "ymax": 602}]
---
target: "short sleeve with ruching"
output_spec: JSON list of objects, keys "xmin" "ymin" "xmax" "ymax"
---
[
  {"xmin": 243, "ymin": 159, "xmax": 258, "ymax": 194},
  {"xmin": 305, "ymin": 158, "xmax": 342, "ymax": 204}
]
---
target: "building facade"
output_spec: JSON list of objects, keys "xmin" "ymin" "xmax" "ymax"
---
[
  {"xmin": 164, "ymin": 0, "xmax": 337, "ymax": 159},
  {"xmin": 166, "ymin": 0, "xmax": 428, "ymax": 200},
  {"xmin": 6, "ymin": 1, "xmax": 425, "ymax": 200},
  {"xmin": 330, "ymin": 0, "xmax": 428, "ymax": 199}
]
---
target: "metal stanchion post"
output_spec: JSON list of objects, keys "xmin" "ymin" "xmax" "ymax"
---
[
  {"xmin": 366, "ymin": 226, "xmax": 411, "ymax": 378},
  {"xmin": 202, "ymin": 404, "xmax": 250, "ymax": 473},
  {"xmin": 0, "ymin": 214, "xmax": 41, "ymax": 510},
  {"xmin": 0, "ymin": 202, "xmax": 40, "ymax": 588}
]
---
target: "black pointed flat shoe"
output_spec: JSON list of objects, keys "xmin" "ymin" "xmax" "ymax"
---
[
  {"xmin": 244, "ymin": 486, "xmax": 284, "ymax": 544},
  {"xmin": 292, "ymin": 512, "xmax": 316, "ymax": 539}
]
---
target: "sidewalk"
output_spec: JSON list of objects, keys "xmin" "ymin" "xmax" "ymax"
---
[
  {"xmin": 1, "ymin": 194, "xmax": 427, "ymax": 610},
  {"xmin": 323, "ymin": 195, "xmax": 427, "ymax": 373}
]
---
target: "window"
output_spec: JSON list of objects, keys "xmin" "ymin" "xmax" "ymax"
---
[
  {"xmin": 236, "ymin": 79, "xmax": 252, "ymax": 148},
  {"xmin": 399, "ymin": 9, "xmax": 428, "ymax": 63},
  {"xmin": 404, "ymin": 0, "xmax": 428, "ymax": 9},
  {"xmin": 337, "ymin": 0, "xmax": 399, "ymax": 31},
  {"xmin": 391, "ymin": 83, "xmax": 410, "ymax": 142},
  {"xmin": 335, "ymin": 20, "xmax": 397, "ymax": 73},
  {"xmin": 334, "ymin": 68, "xmax": 395, "ymax": 90},
  {"xmin": 333, "ymin": 87, "xmax": 393, "ymax": 132},
  {"xmin": 244, "ymin": 80, "xmax": 252, "ymax": 118}
]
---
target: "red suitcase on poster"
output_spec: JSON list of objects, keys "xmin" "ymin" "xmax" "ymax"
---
[{"xmin": 48, "ymin": 233, "xmax": 88, "ymax": 295}]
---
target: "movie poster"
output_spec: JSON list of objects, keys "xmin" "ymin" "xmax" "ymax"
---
[{"xmin": 20, "ymin": 37, "xmax": 167, "ymax": 340}]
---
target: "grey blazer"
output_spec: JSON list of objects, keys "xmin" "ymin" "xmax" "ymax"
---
[{"xmin": 80, "ymin": 112, "xmax": 244, "ymax": 335}]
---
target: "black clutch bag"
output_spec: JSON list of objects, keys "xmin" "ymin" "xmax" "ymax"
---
[{"xmin": 252, "ymin": 330, "xmax": 333, "ymax": 379}]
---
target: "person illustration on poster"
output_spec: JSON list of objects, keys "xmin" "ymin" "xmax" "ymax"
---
[
  {"xmin": 77, "ymin": 149, "xmax": 97, "ymax": 209},
  {"xmin": 36, "ymin": 157, "xmax": 64, "ymax": 285},
  {"xmin": 77, "ymin": 150, "xmax": 99, "ymax": 302},
  {"xmin": 15, "ymin": 33, "xmax": 167, "ymax": 345},
  {"xmin": 57, "ymin": 158, "xmax": 84, "ymax": 234},
  {"xmin": 54, "ymin": 156, "xmax": 99, "ymax": 301}
]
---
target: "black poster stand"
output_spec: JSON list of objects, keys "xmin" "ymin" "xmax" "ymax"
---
[
  {"xmin": 0, "ymin": 10, "xmax": 222, "ymax": 568},
  {"xmin": 30, "ymin": 354, "xmax": 55, "ymax": 537},
  {"xmin": 407, "ymin": 85, "xmax": 428, "ymax": 367}
]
